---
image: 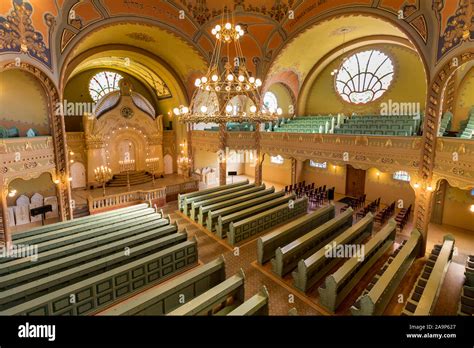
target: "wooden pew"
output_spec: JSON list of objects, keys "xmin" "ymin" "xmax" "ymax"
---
[
  {"xmin": 18, "ymin": 211, "xmax": 164, "ymax": 255},
  {"xmin": 0, "ymin": 231, "xmax": 188, "ymax": 310},
  {"xmin": 459, "ymin": 256, "xmax": 474, "ymax": 316},
  {"xmin": 190, "ymin": 184, "xmax": 265, "ymax": 221},
  {"xmin": 0, "ymin": 238, "xmax": 198, "ymax": 315},
  {"xmin": 292, "ymin": 213, "xmax": 374, "ymax": 291},
  {"xmin": 351, "ymin": 229, "xmax": 421, "ymax": 315},
  {"xmin": 13, "ymin": 207, "xmax": 158, "ymax": 246},
  {"xmin": 216, "ymin": 194, "xmax": 296, "ymax": 239},
  {"xmin": 206, "ymin": 190, "xmax": 283, "ymax": 232},
  {"xmin": 271, "ymin": 208, "xmax": 354, "ymax": 277},
  {"xmin": 178, "ymin": 180, "xmax": 249, "ymax": 211},
  {"xmin": 167, "ymin": 269, "xmax": 246, "ymax": 316},
  {"xmin": 99, "ymin": 256, "xmax": 226, "ymax": 315},
  {"xmin": 257, "ymin": 205, "xmax": 335, "ymax": 265},
  {"xmin": 227, "ymin": 197, "xmax": 308, "ymax": 246},
  {"xmin": 318, "ymin": 219, "xmax": 396, "ymax": 312},
  {"xmin": 0, "ymin": 222, "xmax": 178, "ymax": 288},
  {"xmin": 288, "ymin": 308, "xmax": 298, "ymax": 315},
  {"xmin": 183, "ymin": 183, "xmax": 255, "ymax": 216},
  {"xmin": 11, "ymin": 203, "xmax": 150, "ymax": 241},
  {"xmin": 227, "ymin": 286, "xmax": 269, "ymax": 316},
  {"xmin": 199, "ymin": 187, "xmax": 275, "ymax": 226},
  {"xmin": 402, "ymin": 235, "xmax": 455, "ymax": 316},
  {"xmin": 0, "ymin": 217, "xmax": 171, "ymax": 276}
]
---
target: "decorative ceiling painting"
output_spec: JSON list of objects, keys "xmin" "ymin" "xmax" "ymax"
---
[
  {"xmin": 0, "ymin": 0, "xmax": 55, "ymax": 69},
  {"xmin": 0, "ymin": 0, "xmax": 472, "ymax": 83},
  {"xmin": 437, "ymin": 0, "xmax": 474, "ymax": 60}
]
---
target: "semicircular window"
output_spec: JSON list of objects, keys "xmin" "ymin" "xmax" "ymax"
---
[
  {"xmin": 263, "ymin": 91, "xmax": 278, "ymax": 111},
  {"xmin": 89, "ymin": 71, "xmax": 123, "ymax": 102},
  {"xmin": 335, "ymin": 50, "xmax": 394, "ymax": 104}
]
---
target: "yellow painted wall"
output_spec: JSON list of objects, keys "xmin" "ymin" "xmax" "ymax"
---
[
  {"xmin": 442, "ymin": 186, "xmax": 474, "ymax": 231},
  {"xmin": 301, "ymin": 161, "xmax": 346, "ymax": 195},
  {"xmin": 364, "ymin": 168, "xmax": 415, "ymax": 207},
  {"xmin": 267, "ymin": 83, "xmax": 293, "ymax": 117},
  {"xmin": 305, "ymin": 44, "xmax": 427, "ymax": 115},
  {"xmin": 260, "ymin": 156, "xmax": 292, "ymax": 186},
  {"xmin": 194, "ymin": 149, "xmax": 217, "ymax": 169},
  {"xmin": 453, "ymin": 66, "xmax": 474, "ymax": 131},
  {"xmin": 7, "ymin": 173, "xmax": 56, "ymax": 206},
  {"xmin": 0, "ymin": 69, "xmax": 49, "ymax": 135}
]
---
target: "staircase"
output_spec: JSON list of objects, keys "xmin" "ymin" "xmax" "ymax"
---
[
  {"xmin": 73, "ymin": 204, "xmax": 90, "ymax": 218},
  {"xmin": 107, "ymin": 170, "xmax": 153, "ymax": 187}
]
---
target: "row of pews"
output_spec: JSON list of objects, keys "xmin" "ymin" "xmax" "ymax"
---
[
  {"xmin": 402, "ymin": 235, "xmax": 455, "ymax": 315},
  {"xmin": 100, "ymin": 256, "xmax": 270, "ymax": 316},
  {"xmin": 459, "ymin": 255, "xmax": 474, "ymax": 315},
  {"xmin": 179, "ymin": 180, "xmax": 308, "ymax": 246},
  {"xmin": 0, "ymin": 203, "xmax": 198, "ymax": 315},
  {"xmin": 256, "ymin": 201, "xmax": 456, "ymax": 315}
]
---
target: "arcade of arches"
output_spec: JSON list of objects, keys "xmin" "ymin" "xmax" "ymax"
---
[{"xmin": 0, "ymin": 0, "xmax": 473, "ymax": 318}]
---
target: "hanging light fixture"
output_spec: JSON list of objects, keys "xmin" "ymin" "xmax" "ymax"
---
[{"xmin": 174, "ymin": 13, "xmax": 279, "ymax": 124}]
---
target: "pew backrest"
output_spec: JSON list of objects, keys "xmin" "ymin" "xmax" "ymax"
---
[
  {"xmin": 414, "ymin": 235, "xmax": 455, "ymax": 315},
  {"xmin": 0, "ymin": 238, "xmax": 198, "ymax": 315},
  {"xmin": 99, "ymin": 256, "xmax": 226, "ymax": 315},
  {"xmin": 178, "ymin": 180, "xmax": 249, "ymax": 211},
  {"xmin": 227, "ymin": 286, "xmax": 269, "ymax": 316},
  {"xmin": 167, "ymin": 269, "xmax": 246, "ymax": 316},
  {"xmin": 272, "ymin": 208, "xmax": 354, "ymax": 277},
  {"xmin": 216, "ymin": 194, "xmax": 295, "ymax": 238},
  {"xmin": 227, "ymin": 197, "xmax": 308, "ymax": 246},
  {"xmin": 257, "ymin": 204, "xmax": 335, "ymax": 265}
]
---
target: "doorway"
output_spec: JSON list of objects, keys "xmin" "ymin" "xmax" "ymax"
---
[
  {"xmin": 345, "ymin": 165, "xmax": 366, "ymax": 197},
  {"xmin": 164, "ymin": 154, "xmax": 173, "ymax": 175},
  {"xmin": 70, "ymin": 162, "xmax": 86, "ymax": 189}
]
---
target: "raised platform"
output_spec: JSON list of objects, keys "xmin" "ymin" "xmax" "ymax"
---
[{"xmin": 107, "ymin": 171, "xmax": 154, "ymax": 187}]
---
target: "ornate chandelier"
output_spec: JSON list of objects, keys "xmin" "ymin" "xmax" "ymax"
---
[{"xmin": 174, "ymin": 15, "xmax": 282, "ymax": 124}]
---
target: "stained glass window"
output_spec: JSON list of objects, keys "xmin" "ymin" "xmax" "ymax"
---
[
  {"xmin": 89, "ymin": 71, "xmax": 123, "ymax": 102},
  {"xmin": 335, "ymin": 50, "xmax": 394, "ymax": 104},
  {"xmin": 263, "ymin": 92, "xmax": 278, "ymax": 111},
  {"xmin": 310, "ymin": 160, "xmax": 327, "ymax": 169},
  {"xmin": 393, "ymin": 171, "xmax": 410, "ymax": 182},
  {"xmin": 270, "ymin": 155, "xmax": 284, "ymax": 164}
]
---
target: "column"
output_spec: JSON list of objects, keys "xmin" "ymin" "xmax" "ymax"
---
[
  {"xmin": 254, "ymin": 122, "xmax": 263, "ymax": 186},
  {"xmin": 0, "ymin": 185, "xmax": 11, "ymax": 245},
  {"xmin": 413, "ymin": 76, "xmax": 443, "ymax": 256},
  {"xmin": 218, "ymin": 123, "xmax": 227, "ymax": 186},
  {"xmin": 186, "ymin": 123, "xmax": 194, "ymax": 177},
  {"xmin": 291, "ymin": 158, "xmax": 297, "ymax": 185}
]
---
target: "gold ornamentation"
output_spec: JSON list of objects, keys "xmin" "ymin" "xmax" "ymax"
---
[
  {"xmin": 0, "ymin": 0, "xmax": 51, "ymax": 67},
  {"xmin": 439, "ymin": 0, "xmax": 473, "ymax": 55},
  {"xmin": 126, "ymin": 32, "xmax": 156, "ymax": 42}
]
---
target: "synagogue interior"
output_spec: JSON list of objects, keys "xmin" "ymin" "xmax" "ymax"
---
[{"xmin": 0, "ymin": 0, "xmax": 473, "ymax": 319}]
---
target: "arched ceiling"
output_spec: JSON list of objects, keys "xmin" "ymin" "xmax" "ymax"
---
[
  {"xmin": 66, "ymin": 22, "xmax": 208, "ymax": 84},
  {"xmin": 267, "ymin": 15, "xmax": 414, "ymax": 86},
  {"xmin": 71, "ymin": 55, "xmax": 172, "ymax": 99},
  {"xmin": 66, "ymin": 48, "xmax": 190, "ymax": 105}
]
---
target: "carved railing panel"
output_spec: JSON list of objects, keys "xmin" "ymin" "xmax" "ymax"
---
[
  {"xmin": 433, "ymin": 138, "xmax": 474, "ymax": 190},
  {"xmin": 0, "ymin": 137, "xmax": 56, "ymax": 181},
  {"xmin": 191, "ymin": 131, "xmax": 220, "ymax": 152},
  {"xmin": 260, "ymin": 133, "xmax": 422, "ymax": 174}
]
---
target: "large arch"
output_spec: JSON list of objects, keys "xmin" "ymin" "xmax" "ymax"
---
[
  {"xmin": 0, "ymin": 61, "xmax": 73, "ymax": 222},
  {"xmin": 265, "ymin": 13, "xmax": 430, "ymax": 106}
]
